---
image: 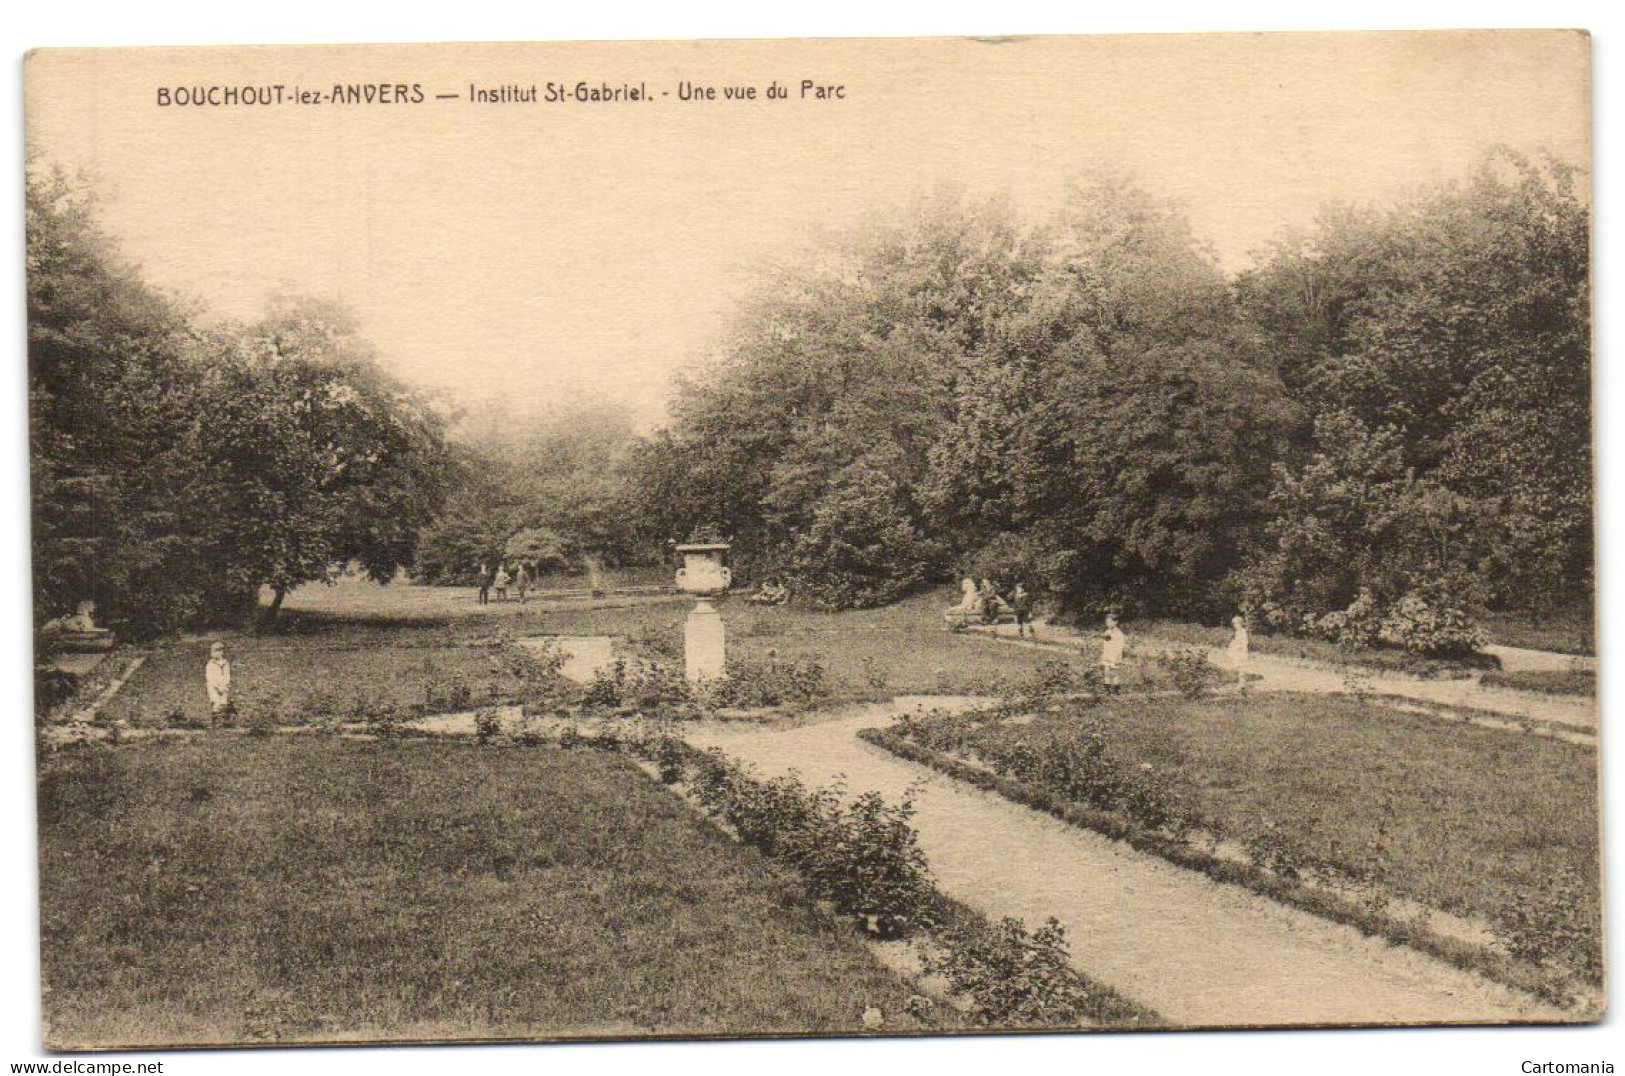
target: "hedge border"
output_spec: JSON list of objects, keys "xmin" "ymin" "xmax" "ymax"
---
[{"xmin": 606, "ymin": 727, "xmax": 1166, "ymax": 1031}]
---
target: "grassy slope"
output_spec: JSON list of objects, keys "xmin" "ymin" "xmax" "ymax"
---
[
  {"xmin": 39, "ymin": 737, "xmax": 951, "ymax": 1048},
  {"xmin": 1021, "ymin": 694, "xmax": 1599, "ymax": 932}
]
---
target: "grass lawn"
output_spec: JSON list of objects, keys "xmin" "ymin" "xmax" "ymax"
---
[
  {"xmin": 905, "ymin": 694, "xmax": 1600, "ymax": 966},
  {"xmin": 1482, "ymin": 604, "xmax": 1596, "ymax": 656},
  {"xmin": 514, "ymin": 590, "xmax": 1073, "ymax": 702},
  {"xmin": 1480, "ymin": 669, "xmax": 1597, "ymax": 697},
  {"xmin": 1127, "ymin": 618, "xmax": 1497, "ymax": 676},
  {"xmin": 98, "ymin": 628, "xmax": 529, "ymax": 729},
  {"xmin": 39, "ymin": 736, "xmax": 953, "ymax": 1049}
]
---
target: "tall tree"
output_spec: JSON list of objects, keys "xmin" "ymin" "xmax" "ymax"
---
[{"xmin": 194, "ymin": 298, "xmax": 453, "ymax": 621}]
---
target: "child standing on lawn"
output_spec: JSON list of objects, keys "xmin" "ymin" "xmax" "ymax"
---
[
  {"xmin": 205, "ymin": 642, "xmax": 233, "ymax": 726},
  {"xmin": 493, "ymin": 565, "xmax": 510, "ymax": 602},
  {"xmin": 1100, "ymin": 614, "xmax": 1125, "ymax": 694},
  {"xmin": 1228, "ymin": 614, "xmax": 1251, "ymax": 684}
]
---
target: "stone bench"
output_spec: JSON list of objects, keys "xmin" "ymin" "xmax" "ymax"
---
[{"xmin": 943, "ymin": 608, "xmax": 1017, "ymax": 630}]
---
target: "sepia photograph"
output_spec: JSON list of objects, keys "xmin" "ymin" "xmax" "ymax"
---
[{"xmin": 17, "ymin": 23, "xmax": 1604, "ymax": 1060}]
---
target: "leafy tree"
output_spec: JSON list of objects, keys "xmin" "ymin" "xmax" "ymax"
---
[
  {"xmin": 1239, "ymin": 148, "xmax": 1592, "ymax": 612},
  {"xmin": 193, "ymin": 298, "xmax": 452, "ymax": 622},
  {"xmin": 27, "ymin": 164, "xmax": 225, "ymax": 638},
  {"xmin": 412, "ymin": 403, "xmax": 648, "ymax": 583}
]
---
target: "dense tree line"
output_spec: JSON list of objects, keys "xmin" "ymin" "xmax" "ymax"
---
[
  {"xmin": 410, "ymin": 403, "xmax": 644, "ymax": 584},
  {"xmin": 29, "ymin": 167, "xmax": 452, "ymax": 642},
  {"xmin": 620, "ymin": 151, "xmax": 1590, "ymax": 646}
]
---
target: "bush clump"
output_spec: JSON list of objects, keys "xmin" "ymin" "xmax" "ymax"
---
[
  {"xmin": 581, "ymin": 658, "xmax": 693, "ymax": 713},
  {"xmin": 669, "ymin": 746, "xmax": 937, "ymax": 938},
  {"xmin": 712, "ymin": 654, "xmax": 830, "ymax": 709},
  {"xmin": 1153, "ymin": 646, "xmax": 1224, "ymax": 697},
  {"xmin": 922, "ymin": 916, "xmax": 1097, "ymax": 1027}
]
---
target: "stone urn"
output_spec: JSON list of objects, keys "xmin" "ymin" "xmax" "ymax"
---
[
  {"xmin": 674, "ymin": 543, "xmax": 732, "ymax": 598},
  {"xmin": 674, "ymin": 542, "xmax": 731, "ymax": 683}
]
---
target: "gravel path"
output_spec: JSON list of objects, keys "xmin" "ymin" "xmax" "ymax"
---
[{"xmin": 686, "ymin": 700, "xmax": 1568, "ymax": 1029}]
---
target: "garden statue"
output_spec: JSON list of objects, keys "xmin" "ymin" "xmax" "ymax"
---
[
  {"xmin": 205, "ymin": 641, "xmax": 233, "ymax": 725},
  {"xmin": 43, "ymin": 599, "xmax": 114, "ymax": 652},
  {"xmin": 674, "ymin": 541, "xmax": 731, "ymax": 683}
]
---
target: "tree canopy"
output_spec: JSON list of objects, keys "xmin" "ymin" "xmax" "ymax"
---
[
  {"xmin": 28, "ymin": 166, "xmax": 453, "ymax": 638},
  {"xmin": 625, "ymin": 149, "xmax": 1590, "ymax": 635}
]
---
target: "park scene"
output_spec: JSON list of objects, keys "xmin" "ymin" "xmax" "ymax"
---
[{"xmin": 27, "ymin": 36, "xmax": 1596, "ymax": 1050}]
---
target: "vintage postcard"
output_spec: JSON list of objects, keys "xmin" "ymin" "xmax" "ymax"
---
[{"xmin": 24, "ymin": 31, "xmax": 1597, "ymax": 1050}]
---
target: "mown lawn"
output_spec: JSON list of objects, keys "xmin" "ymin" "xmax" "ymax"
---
[
  {"xmin": 1126, "ymin": 618, "xmax": 1497, "ymax": 676},
  {"xmin": 1003, "ymin": 694, "xmax": 1600, "ymax": 946},
  {"xmin": 99, "ymin": 629, "xmax": 528, "ymax": 728},
  {"xmin": 1482, "ymin": 604, "xmax": 1596, "ymax": 657},
  {"xmin": 39, "ymin": 737, "xmax": 953, "ymax": 1049},
  {"xmin": 533, "ymin": 590, "xmax": 1072, "ymax": 701},
  {"xmin": 1481, "ymin": 669, "xmax": 1597, "ymax": 697}
]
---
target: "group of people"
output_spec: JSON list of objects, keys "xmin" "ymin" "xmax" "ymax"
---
[
  {"xmin": 476, "ymin": 562, "xmax": 531, "ymax": 605},
  {"xmin": 955, "ymin": 576, "xmax": 1251, "ymax": 687},
  {"xmin": 957, "ymin": 577, "xmax": 1038, "ymax": 636}
]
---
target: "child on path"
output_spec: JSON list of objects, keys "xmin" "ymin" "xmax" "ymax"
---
[
  {"xmin": 1010, "ymin": 584, "xmax": 1034, "ymax": 637},
  {"xmin": 205, "ymin": 642, "xmax": 233, "ymax": 726},
  {"xmin": 514, "ymin": 564, "xmax": 530, "ymax": 604},
  {"xmin": 1100, "ymin": 614, "xmax": 1125, "ymax": 694}
]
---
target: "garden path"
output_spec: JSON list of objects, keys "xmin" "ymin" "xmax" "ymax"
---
[
  {"xmin": 685, "ymin": 699, "xmax": 1566, "ymax": 1029},
  {"xmin": 972, "ymin": 624, "xmax": 1596, "ymax": 731}
]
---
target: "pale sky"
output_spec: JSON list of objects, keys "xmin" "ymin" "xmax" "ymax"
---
[{"xmin": 25, "ymin": 32, "xmax": 1590, "ymax": 429}]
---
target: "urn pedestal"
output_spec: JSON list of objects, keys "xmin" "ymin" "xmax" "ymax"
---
[{"xmin": 674, "ymin": 543, "xmax": 731, "ymax": 684}]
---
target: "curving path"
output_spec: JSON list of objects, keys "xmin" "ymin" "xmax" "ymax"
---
[{"xmin": 686, "ymin": 699, "xmax": 1570, "ymax": 1029}]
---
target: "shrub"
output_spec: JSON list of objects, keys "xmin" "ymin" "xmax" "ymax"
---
[
  {"xmin": 631, "ymin": 624, "xmax": 683, "ymax": 662},
  {"xmin": 1380, "ymin": 589, "xmax": 1489, "ymax": 658},
  {"xmin": 474, "ymin": 707, "xmax": 503, "ymax": 744},
  {"xmin": 713, "ymin": 654, "xmax": 830, "ymax": 709},
  {"xmin": 1154, "ymin": 647, "xmax": 1223, "ymax": 697},
  {"xmin": 423, "ymin": 667, "xmax": 474, "ymax": 713},
  {"xmin": 803, "ymin": 788, "xmax": 936, "ymax": 938},
  {"xmin": 1015, "ymin": 660, "xmax": 1103, "ymax": 706},
  {"xmin": 1496, "ymin": 862, "xmax": 1602, "ymax": 982},
  {"xmin": 651, "ymin": 734, "xmax": 688, "ymax": 784},
  {"xmin": 34, "ymin": 666, "xmax": 78, "ymax": 716},
  {"xmin": 366, "ymin": 707, "xmax": 407, "ymax": 741},
  {"xmin": 581, "ymin": 658, "xmax": 692, "ymax": 712},
  {"xmin": 922, "ymin": 916, "xmax": 1095, "ymax": 1027},
  {"xmin": 243, "ymin": 703, "xmax": 278, "ymax": 738},
  {"xmin": 898, "ymin": 707, "xmax": 1188, "ymax": 836},
  {"xmin": 1312, "ymin": 589, "xmax": 1384, "ymax": 649},
  {"xmin": 504, "ymin": 639, "xmax": 566, "ymax": 683},
  {"xmin": 676, "ymin": 748, "xmax": 936, "ymax": 938}
]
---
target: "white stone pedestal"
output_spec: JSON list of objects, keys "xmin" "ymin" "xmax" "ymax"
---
[{"xmin": 684, "ymin": 598, "xmax": 726, "ymax": 683}]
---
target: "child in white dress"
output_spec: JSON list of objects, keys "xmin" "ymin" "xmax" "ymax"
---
[
  {"xmin": 205, "ymin": 642, "xmax": 233, "ymax": 725},
  {"xmin": 1227, "ymin": 615, "xmax": 1250, "ymax": 684},
  {"xmin": 1100, "ymin": 614, "xmax": 1126, "ymax": 694}
]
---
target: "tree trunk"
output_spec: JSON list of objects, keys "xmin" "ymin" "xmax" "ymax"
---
[{"xmin": 262, "ymin": 585, "xmax": 287, "ymax": 629}]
